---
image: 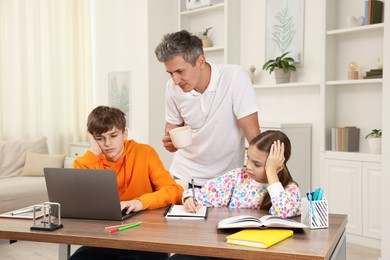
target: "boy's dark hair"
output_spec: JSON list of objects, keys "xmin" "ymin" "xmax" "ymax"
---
[
  {"xmin": 154, "ymin": 30, "xmax": 204, "ymax": 66},
  {"xmin": 249, "ymin": 130, "xmax": 298, "ymax": 210},
  {"xmin": 87, "ymin": 106, "xmax": 126, "ymax": 135}
]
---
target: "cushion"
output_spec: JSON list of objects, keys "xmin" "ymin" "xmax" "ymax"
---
[
  {"xmin": 0, "ymin": 137, "xmax": 48, "ymax": 178},
  {"xmin": 21, "ymin": 153, "xmax": 66, "ymax": 176}
]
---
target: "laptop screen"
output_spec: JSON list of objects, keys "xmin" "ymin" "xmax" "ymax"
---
[{"xmin": 44, "ymin": 168, "xmax": 137, "ymax": 221}]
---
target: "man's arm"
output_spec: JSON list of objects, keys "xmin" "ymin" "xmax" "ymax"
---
[{"xmin": 238, "ymin": 112, "xmax": 260, "ymax": 143}]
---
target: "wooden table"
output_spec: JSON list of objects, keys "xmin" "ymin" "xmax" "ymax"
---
[{"xmin": 0, "ymin": 207, "xmax": 347, "ymax": 260}]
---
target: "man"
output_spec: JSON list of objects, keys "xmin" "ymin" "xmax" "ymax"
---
[{"xmin": 155, "ymin": 30, "xmax": 260, "ymax": 186}]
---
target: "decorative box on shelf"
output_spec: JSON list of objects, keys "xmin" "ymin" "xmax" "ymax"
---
[{"xmin": 186, "ymin": 0, "xmax": 224, "ymax": 10}]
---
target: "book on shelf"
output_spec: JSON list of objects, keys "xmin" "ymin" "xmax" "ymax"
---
[
  {"xmin": 370, "ymin": 0, "xmax": 384, "ymax": 24},
  {"xmin": 331, "ymin": 126, "xmax": 360, "ymax": 152},
  {"xmin": 0, "ymin": 205, "xmax": 45, "ymax": 220},
  {"xmin": 164, "ymin": 204, "xmax": 208, "ymax": 219},
  {"xmin": 366, "ymin": 69, "xmax": 383, "ymax": 76},
  {"xmin": 365, "ymin": 0, "xmax": 384, "ymax": 25},
  {"xmin": 364, "ymin": 74, "xmax": 383, "ymax": 79},
  {"xmin": 217, "ymin": 214, "xmax": 307, "ymax": 229},
  {"xmin": 226, "ymin": 228, "xmax": 294, "ymax": 249}
]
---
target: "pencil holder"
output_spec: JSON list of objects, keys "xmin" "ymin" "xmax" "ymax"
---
[{"xmin": 301, "ymin": 198, "xmax": 329, "ymax": 229}]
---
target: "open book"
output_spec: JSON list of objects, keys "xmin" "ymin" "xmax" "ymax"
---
[
  {"xmin": 164, "ymin": 204, "xmax": 208, "ymax": 219},
  {"xmin": 217, "ymin": 214, "xmax": 307, "ymax": 229}
]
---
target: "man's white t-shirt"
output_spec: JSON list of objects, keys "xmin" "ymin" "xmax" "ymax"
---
[{"xmin": 165, "ymin": 63, "xmax": 259, "ymax": 185}]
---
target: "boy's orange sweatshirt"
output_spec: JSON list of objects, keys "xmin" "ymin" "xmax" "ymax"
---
[{"xmin": 73, "ymin": 140, "xmax": 183, "ymax": 209}]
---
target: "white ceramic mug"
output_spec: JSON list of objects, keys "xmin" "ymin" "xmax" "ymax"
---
[{"xmin": 169, "ymin": 126, "xmax": 192, "ymax": 149}]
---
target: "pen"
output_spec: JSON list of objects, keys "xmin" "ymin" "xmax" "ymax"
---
[
  {"xmin": 317, "ymin": 188, "xmax": 323, "ymax": 201},
  {"xmin": 191, "ymin": 178, "xmax": 197, "ymax": 207},
  {"xmin": 313, "ymin": 189, "xmax": 320, "ymax": 201},
  {"xmin": 105, "ymin": 223, "xmax": 136, "ymax": 230},
  {"xmin": 11, "ymin": 207, "xmax": 41, "ymax": 216},
  {"xmin": 108, "ymin": 222, "xmax": 142, "ymax": 233},
  {"xmin": 307, "ymin": 190, "xmax": 315, "ymax": 221}
]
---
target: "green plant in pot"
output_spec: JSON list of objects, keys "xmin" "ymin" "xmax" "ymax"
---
[
  {"xmin": 202, "ymin": 27, "xmax": 213, "ymax": 48},
  {"xmin": 365, "ymin": 129, "xmax": 382, "ymax": 154},
  {"xmin": 262, "ymin": 51, "xmax": 296, "ymax": 84}
]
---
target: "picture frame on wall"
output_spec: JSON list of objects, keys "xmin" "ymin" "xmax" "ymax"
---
[
  {"xmin": 265, "ymin": 0, "xmax": 305, "ymax": 64},
  {"xmin": 108, "ymin": 71, "xmax": 131, "ymax": 129}
]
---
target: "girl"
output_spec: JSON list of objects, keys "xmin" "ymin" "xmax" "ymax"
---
[{"xmin": 183, "ymin": 130, "xmax": 301, "ymax": 218}]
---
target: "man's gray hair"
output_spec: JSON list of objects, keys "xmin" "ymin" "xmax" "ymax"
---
[{"xmin": 155, "ymin": 30, "xmax": 204, "ymax": 66}]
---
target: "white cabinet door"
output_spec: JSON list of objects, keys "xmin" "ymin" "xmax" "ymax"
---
[
  {"xmin": 69, "ymin": 143, "xmax": 89, "ymax": 157},
  {"xmin": 324, "ymin": 159, "xmax": 362, "ymax": 235},
  {"xmin": 362, "ymin": 162, "xmax": 381, "ymax": 239}
]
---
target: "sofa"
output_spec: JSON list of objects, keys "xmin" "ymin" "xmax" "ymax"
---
[{"xmin": 0, "ymin": 137, "xmax": 73, "ymax": 214}]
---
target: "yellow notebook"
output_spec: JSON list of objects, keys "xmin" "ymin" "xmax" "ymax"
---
[{"xmin": 226, "ymin": 228, "xmax": 293, "ymax": 249}]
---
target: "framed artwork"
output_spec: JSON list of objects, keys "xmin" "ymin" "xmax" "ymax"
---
[
  {"xmin": 265, "ymin": 0, "xmax": 305, "ymax": 64},
  {"xmin": 108, "ymin": 71, "xmax": 131, "ymax": 129}
]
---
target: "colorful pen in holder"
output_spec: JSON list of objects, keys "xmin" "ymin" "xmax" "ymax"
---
[{"xmin": 301, "ymin": 191, "xmax": 328, "ymax": 229}]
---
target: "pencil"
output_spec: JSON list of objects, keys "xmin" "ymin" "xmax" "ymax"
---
[{"xmin": 191, "ymin": 178, "xmax": 197, "ymax": 206}]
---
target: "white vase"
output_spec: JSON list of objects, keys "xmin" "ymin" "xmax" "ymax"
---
[
  {"xmin": 275, "ymin": 69, "xmax": 291, "ymax": 84},
  {"xmin": 367, "ymin": 138, "xmax": 381, "ymax": 154}
]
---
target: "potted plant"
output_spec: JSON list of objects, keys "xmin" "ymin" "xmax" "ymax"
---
[
  {"xmin": 365, "ymin": 129, "xmax": 382, "ymax": 154},
  {"xmin": 262, "ymin": 51, "xmax": 297, "ymax": 84},
  {"xmin": 202, "ymin": 27, "xmax": 213, "ymax": 48}
]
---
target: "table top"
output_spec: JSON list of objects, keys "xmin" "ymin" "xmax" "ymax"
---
[{"xmin": 0, "ymin": 207, "xmax": 347, "ymax": 260}]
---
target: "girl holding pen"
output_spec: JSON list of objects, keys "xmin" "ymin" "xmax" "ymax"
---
[{"xmin": 181, "ymin": 130, "xmax": 301, "ymax": 219}]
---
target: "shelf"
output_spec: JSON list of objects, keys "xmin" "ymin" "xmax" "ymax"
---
[
  {"xmin": 180, "ymin": 3, "xmax": 224, "ymax": 16},
  {"xmin": 327, "ymin": 23, "xmax": 384, "ymax": 36},
  {"xmin": 326, "ymin": 78, "xmax": 383, "ymax": 86},
  {"xmin": 253, "ymin": 82, "xmax": 320, "ymax": 89},
  {"xmin": 204, "ymin": 46, "xmax": 224, "ymax": 52},
  {"xmin": 322, "ymin": 150, "xmax": 381, "ymax": 163}
]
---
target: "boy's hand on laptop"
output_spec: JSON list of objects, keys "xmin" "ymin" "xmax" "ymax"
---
[
  {"xmin": 121, "ymin": 200, "xmax": 143, "ymax": 213},
  {"xmin": 87, "ymin": 133, "xmax": 102, "ymax": 156}
]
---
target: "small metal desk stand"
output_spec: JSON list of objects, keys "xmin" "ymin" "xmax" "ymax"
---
[{"xmin": 30, "ymin": 202, "xmax": 63, "ymax": 231}]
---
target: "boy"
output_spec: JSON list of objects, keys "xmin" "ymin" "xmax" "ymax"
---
[{"xmin": 70, "ymin": 106, "xmax": 183, "ymax": 260}]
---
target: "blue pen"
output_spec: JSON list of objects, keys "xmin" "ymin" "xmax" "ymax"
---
[
  {"xmin": 313, "ymin": 189, "xmax": 320, "ymax": 201},
  {"xmin": 307, "ymin": 190, "xmax": 315, "ymax": 221},
  {"xmin": 317, "ymin": 188, "xmax": 323, "ymax": 201}
]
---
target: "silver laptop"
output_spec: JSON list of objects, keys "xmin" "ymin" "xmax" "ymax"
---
[{"xmin": 44, "ymin": 168, "xmax": 138, "ymax": 221}]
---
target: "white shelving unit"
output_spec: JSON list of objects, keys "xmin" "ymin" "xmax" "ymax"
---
[
  {"xmin": 320, "ymin": 0, "xmax": 384, "ymax": 249},
  {"xmin": 253, "ymin": 82, "xmax": 320, "ymax": 89},
  {"xmin": 178, "ymin": 0, "xmax": 240, "ymax": 64}
]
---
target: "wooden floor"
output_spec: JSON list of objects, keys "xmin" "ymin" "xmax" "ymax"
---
[{"xmin": 0, "ymin": 240, "xmax": 382, "ymax": 260}]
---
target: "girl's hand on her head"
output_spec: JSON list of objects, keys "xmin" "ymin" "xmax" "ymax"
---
[
  {"xmin": 183, "ymin": 196, "xmax": 201, "ymax": 213},
  {"xmin": 87, "ymin": 132, "xmax": 102, "ymax": 156},
  {"xmin": 265, "ymin": 140, "xmax": 285, "ymax": 176}
]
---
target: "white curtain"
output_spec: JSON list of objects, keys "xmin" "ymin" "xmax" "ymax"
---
[{"xmin": 0, "ymin": 0, "xmax": 93, "ymax": 154}]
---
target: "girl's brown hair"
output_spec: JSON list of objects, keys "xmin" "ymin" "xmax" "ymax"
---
[{"xmin": 249, "ymin": 130, "xmax": 298, "ymax": 210}]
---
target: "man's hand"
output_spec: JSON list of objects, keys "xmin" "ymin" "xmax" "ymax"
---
[{"xmin": 162, "ymin": 132, "xmax": 178, "ymax": 152}]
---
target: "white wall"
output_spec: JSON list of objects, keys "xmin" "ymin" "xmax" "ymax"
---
[
  {"xmin": 93, "ymin": 0, "xmax": 149, "ymax": 143},
  {"xmin": 240, "ymin": 0, "xmax": 324, "ymax": 188},
  {"xmin": 148, "ymin": 0, "xmax": 178, "ymax": 169},
  {"xmin": 92, "ymin": 0, "xmax": 177, "ymax": 169}
]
